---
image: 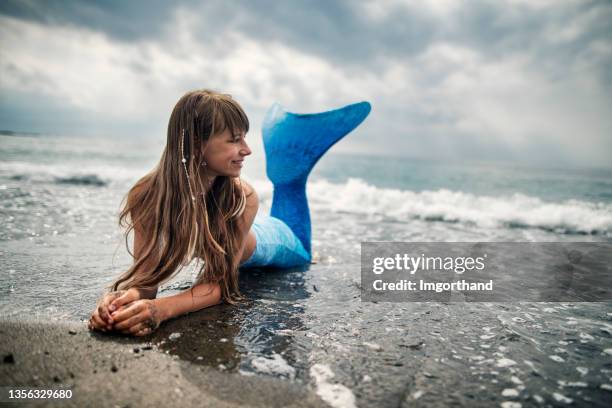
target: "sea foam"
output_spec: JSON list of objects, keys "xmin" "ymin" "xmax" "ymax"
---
[{"xmin": 297, "ymin": 178, "xmax": 612, "ymax": 235}]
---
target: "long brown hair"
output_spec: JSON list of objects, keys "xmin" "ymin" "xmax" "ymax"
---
[{"xmin": 112, "ymin": 89, "xmax": 250, "ymax": 304}]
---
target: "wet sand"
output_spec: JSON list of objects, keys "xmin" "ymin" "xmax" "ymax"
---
[{"xmin": 0, "ymin": 319, "xmax": 324, "ymax": 407}]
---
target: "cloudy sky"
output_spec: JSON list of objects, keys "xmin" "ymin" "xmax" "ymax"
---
[{"xmin": 1, "ymin": 0, "xmax": 611, "ymax": 168}]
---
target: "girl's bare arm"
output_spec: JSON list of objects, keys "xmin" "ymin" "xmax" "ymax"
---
[
  {"xmin": 110, "ymin": 180, "xmax": 259, "ymax": 335},
  {"xmin": 153, "ymin": 179, "xmax": 259, "ymax": 320}
]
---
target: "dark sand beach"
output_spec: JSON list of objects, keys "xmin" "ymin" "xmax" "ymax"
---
[{"xmin": 0, "ymin": 319, "xmax": 324, "ymax": 407}]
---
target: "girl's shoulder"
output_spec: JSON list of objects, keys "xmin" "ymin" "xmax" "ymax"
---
[
  {"xmin": 233, "ymin": 178, "xmax": 259, "ymax": 228},
  {"xmin": 235, "ymin": 178, "xmax": 259, "ymax": 218},
  {"xmin": 234, "ymin": 177, "xmax": 257, "ymax": 199}
]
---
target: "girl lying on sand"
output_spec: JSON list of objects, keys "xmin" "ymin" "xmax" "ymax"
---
[{"xmin": 89, "ymin": 89, "xmax": 370, "ymax": 336}]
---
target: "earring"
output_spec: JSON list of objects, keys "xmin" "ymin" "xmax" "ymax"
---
[{"xmin": 201, "ymin": 160, "xmax": 207, "ymax": 167}]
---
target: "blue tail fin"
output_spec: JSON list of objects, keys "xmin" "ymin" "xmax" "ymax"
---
[
  {"xmin": 263, "ymin": 101, "xmax": 371, "ymax": 185},
  {"xmin": 262, "ymin": 101, "xmax": 371, "ymax": 255}
]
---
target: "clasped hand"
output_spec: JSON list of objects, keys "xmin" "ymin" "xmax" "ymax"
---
[{"xmin": 88, "ymin": 288, "xmax": 162, "ymax": 337}]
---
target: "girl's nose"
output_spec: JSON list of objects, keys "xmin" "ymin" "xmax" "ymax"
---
[{"xmin": 240, "ymin": 140, "xmax": 252, "ymax": 157}]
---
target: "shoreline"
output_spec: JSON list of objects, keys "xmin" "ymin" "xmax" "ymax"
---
[{"xmin": 0, "ymin": 318, "xmax": 324, "ymax": 407}]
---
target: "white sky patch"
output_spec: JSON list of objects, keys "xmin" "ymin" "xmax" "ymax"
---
[
  {"xmin": 0, "ymin": 15, "xmax": 175, "ymax": 119},
  {"xmin": 361, "ymin": 0, "xmax": 460, "ymax": 21},
  {"xmin": 412, "ymin": 41, "xmax": 612, "ymax": 166},
  {"xmin": 541, "ymin": 3, "xmax": 611, "ymax": 45},
  {"xmin": 506, "ymin": 0, "xmax": 582, "ymax": 10}
]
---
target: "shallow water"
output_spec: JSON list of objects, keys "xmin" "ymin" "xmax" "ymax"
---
[{"xmin": 2, "ymin": 134, "xmax": 612, "ymax": 406}]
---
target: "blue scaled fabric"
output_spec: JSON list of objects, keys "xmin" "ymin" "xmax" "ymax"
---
[
  {"xmin": 240, "ymin": 214, "xmax": 310, "ymax": 269},
  {"xmin": 240, "ymin": 101, "xmax": 371, "ymax": 269}
]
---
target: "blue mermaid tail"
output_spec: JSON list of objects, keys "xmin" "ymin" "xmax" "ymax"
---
[
  {"xmin": 264, "ymin": 102, "xmax": 371, "ymax": 254},
  {"xmin": 241, "ymin": 101, "xmax": 371, "ymax": 269}
]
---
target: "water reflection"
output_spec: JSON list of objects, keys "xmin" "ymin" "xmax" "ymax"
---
[{"xmin": 153, "ymin": 265, "xmax": 311, "ymax": 379}]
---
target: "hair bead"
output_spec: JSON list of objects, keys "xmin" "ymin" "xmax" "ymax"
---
[{"xmin": 180, "ymin": 128, "xmax": 197, "ymax": 203}]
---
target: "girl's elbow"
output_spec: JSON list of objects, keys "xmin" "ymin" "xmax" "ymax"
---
[{"xmin": 212, "ymin": 283, "xmax": 222, "ymax": 305}]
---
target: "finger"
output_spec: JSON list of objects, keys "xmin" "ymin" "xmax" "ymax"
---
[
  {"xmin": 99, "ymin": 293, "xmax": 122, "ymax": 325},
  {"xmin": 97, "ymin": 302, "xmax": 112, "ymax": 324},
  {"xmin": 110, "ymin": 302, "xmax": 141, "ymax": 323},
  {"xmin": 90, "ymin": 314, "xmax": 107, "ymax": 331},
  {"xmin": 134, "ymin": 327, "xmax": 152, "ymax": 337},
  {"xmin": 105, "ymin": 290, "xmax": 127, "ymax": 316},
  {"xmin": 89, "ymin": 311, "xmax": 106, "ymax": 327},
  {"xmin": 122, "ymin": 326, "xmax": 152, "ymax": 337},
  {"xmin": 111, "ymin": 303, "xmax": 142, "ymax": 324},
  {"xmin": 109, "ymin": 290, "xmax": 138, "ymax": 313},
  {"xmin": 91, "ymin": 313, "xmax": 104, "ymax": 328},
  {"xmin": 114, "ymin": 312, "xmax": 146, "ymax": 331},
  {"xmin": 123, "ymin": 322, "xmax": 147, "ymax": 335},
  {"xmin": 128, "ymin": 322, "xmax": 150, "ymax": 334}
]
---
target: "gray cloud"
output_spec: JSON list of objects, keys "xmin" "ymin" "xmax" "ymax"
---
[
  {"xmin": 1, "ymin": 0, "xmax": 611, "ymax": 168},
  {"xmin": 3, "ymin": 1, "xmax": 609, "ymax": 66},
  {"xmin": 0, "ymin": 0, "xmax": 181, "ymax": 41}
]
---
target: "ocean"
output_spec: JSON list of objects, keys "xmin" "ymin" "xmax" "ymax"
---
[{"xmin": 1, "ymin": 133, "xmax": 612, "ymax": 407}]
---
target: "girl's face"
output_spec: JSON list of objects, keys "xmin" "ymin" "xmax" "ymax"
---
[{"xmin": 201, "ymin": 128, "xmax": 251, "ymax": 178}]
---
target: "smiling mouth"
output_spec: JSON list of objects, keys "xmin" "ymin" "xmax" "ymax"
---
[{"xmin": 232, "ymin": 160, "xmax": 244, "ymax": 167}]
